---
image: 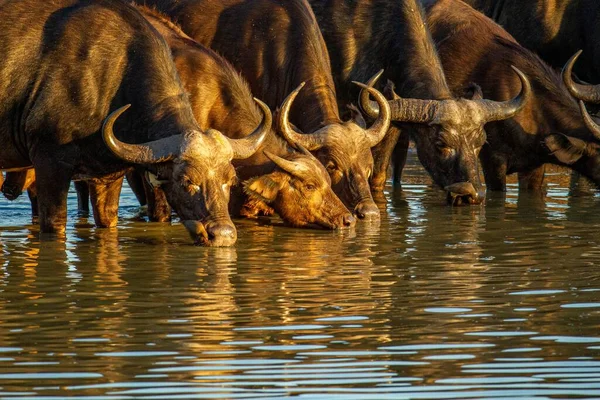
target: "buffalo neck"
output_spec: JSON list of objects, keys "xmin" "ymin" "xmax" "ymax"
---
[
  {"xmin": 391, "ymin": 0, "xmax": 453, "ymax": 100},
  {"xmin": 289, "ymin": 78, "xmax": 342, "ymax": 133}
]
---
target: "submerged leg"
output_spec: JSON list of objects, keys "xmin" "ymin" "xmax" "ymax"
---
[
  {"xmin": 391, "ymin": 129, "xmax": 410, "ymax": 187},
  {"xmin": 480, "ymin": 145, "xmax": 507, "ymax": 192},
  {"xmin": 27, "ymin": 185, "xmax": 39, "ymax": 222},
  {"xmin": 126, "ymin": 170, "xmax": 148, "ymax": 207},
  {"xmin": 34, "ymin": 163, "xmax": 72, "ymax": 234},
  {"xmin": 74, "ymin": 181, "xmax": 90, "ymax": 216},
  {"xmin": 143, "ymin": 177, "xmax": 171, "ymax": 222},
  {"xmin": 518, "ymin": 165, "xmax": 546, "ymax": 192},
  {"xmin": 89, "ymin": 176, "xmax": 124, "ymax": 228},
  {"xmin": 370, "ymin": 124, "xmax": 403, "ymax": 192}
]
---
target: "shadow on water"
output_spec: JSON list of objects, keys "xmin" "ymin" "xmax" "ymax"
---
[{"xmin": 1, "ymin": 159, "xmax": 600, "ymax": 398}]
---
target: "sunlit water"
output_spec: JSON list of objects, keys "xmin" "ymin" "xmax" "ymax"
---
[{"xmin": 1, "ymin": 153, "xmax": 600, "ymax": 399}]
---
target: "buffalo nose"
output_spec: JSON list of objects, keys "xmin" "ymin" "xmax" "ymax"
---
[
  {"xmin": 342, "ymin": 213, "xmax": 356, "ymax": 228},
  {"xmin": 205, "ymin": 222, "xmax": 237, "ymax": 247},
  {"xmin": 183, "ymin": 220, "xmax": 237, "ymax": 247},
  {"xmin": 2, "ymin": 185, "xmax": 21, "ymax": 201},
  {"xmin": 444, "ymin": 182, "xmax": 484, "ymax": 206},
  {"xmin": 354, "ymin": 200, "xmax": 380, "ymax": 221}
]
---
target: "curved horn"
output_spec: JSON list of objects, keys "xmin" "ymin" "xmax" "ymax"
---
[
  {"xmin": 278, "ymin": 82, "xmax": 326, "ymax": 151},
  {"xmin": 478, "ymin": 66, "xmax": 531, "ymax": 122},
  {"xmin": 358, "ymin": 69, "xmax": 385, "ymax": 119},
  {"xmin": 103, "ymin": 104, "xmax": 180, "ymax": 164},
  {"xmin": 352, "ymin": 81, "xmax": 391, "ymax": 147},
  {"xmin": 295, "ymin": 142, "xmax": 315, "ymax": 158},
  {"xmin": 228, "ymin": 97, "xmax": 272, "ymax": 160},
  {"xmin": 358, "ymin": 70, "xmax": 439, "ymax": 124},
  {"xmin": 563, "ymin": 50, "xmax": 600, "ymax": 103},
  {"xmin": 579, "ymin": 100, "xmax": 600, "ymax": 140},
  {"xmin": 264, "ymin": 150, "xmax": 311, "ymax": 180},
  {"xmin": 359, "ymin": 71, "xmax": 441, "ymax": 124}
]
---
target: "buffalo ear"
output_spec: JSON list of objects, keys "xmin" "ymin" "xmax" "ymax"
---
[
  {"xmin": 383, "ymin": 79, "xmax": 400, "ymax": 100},
  {"xmin": 347, "ymin": 104, "xmax": 367, "ymax": 128},
  {"xmin": 464, "ymin": 82, "xmax": 484, "ymax": 100},
  {"xmin": 243, "ymin": 174, "xmax": 284, "ymax": 203},
  {"xmin": 544, "ymin": 133, "xmax": 587, "ymax": 164}
]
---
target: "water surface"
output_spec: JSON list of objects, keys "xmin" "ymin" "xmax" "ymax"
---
[{"xmin": 1, "ymin": 155, "xmax": 599, "ymax": 399}]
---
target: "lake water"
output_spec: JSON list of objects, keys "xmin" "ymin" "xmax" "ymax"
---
[{"xmin": 1, "ymin": 153, "xmax": 600, "ymax": 399}]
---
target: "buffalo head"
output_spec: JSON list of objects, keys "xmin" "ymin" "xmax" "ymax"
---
[
  {"xmin": 243, "ymin": 144, "xmax": 355, "ymax": 229},
  {"xmin": 543, "ymin": 99, "xmax": 600, "ymax": 187},
  {"xmin": 1, "ymin": 169, "xmax": 36, "ymax": 201},
  {"xmin": 359, "ymin": 67, "xmax": 531, "ymax": 206},
  {"xmin": 276, "ymin": 78, "xmax": 391, "ymax": 221},
  {"xmin": 103, "ymin": 100, "xmax": 271, "ymax": 246}
]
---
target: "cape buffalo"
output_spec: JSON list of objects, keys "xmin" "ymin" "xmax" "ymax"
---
[
  {"xmin": 308, "ymin": 0, "xmax": 530, "ymax": 205},
  {"xmin": 0, "ymin": 0, "xmax": 268, "ymax": 246},
  {"xmin": 136, "ymin": 0, "xmax": 399, "ymax": 221},
  {"xmin": 134, "ymin": 7, "xmax": 357, "ymax": 229},
  {"xmin": 422, "ymin": 0, "xmax": 600, "ymax": 191}
]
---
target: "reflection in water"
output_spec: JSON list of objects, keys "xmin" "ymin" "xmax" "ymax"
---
[{"xmin": 0, "ymin": 157, "xmax": 600, "ymax": 398}]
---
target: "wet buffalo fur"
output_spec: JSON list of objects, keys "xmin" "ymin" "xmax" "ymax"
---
[{"xmin": 425, "ymin": 0, "xmax": 600, "ymax": 190}]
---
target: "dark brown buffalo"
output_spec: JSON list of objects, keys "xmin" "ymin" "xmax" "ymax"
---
[
  {"xmin": 130, "ymin": 7, "xmax": 356, "ymax": 229},
  {"xmin": 423, "ymin": 0, "xmax": 600, "ymax": 190},
  {"xmin": 136, "ymin": 0, "xmax": 399, "ymax": 221},
  {"xmin": 0, "ymin": 0, "xmax": 268, "ymax": 246},
  {"xmin": 455, "ymin": 0, "xmax": 600, "ymax": 83},
  {"xmin": 308, "ymin": 0, "xmax": 530, "ymax": 205}
]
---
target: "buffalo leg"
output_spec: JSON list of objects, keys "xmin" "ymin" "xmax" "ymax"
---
[
  {"xmin": 0, "ymin": 172, "xmax": 3, "ymax": 189},
  {"xmin": 479, "ymin": 145, "xmax": 507, "ymax": 191},
  {"xmin": 518, "ymin": 165, "xmax": 546, "ymax": 192},
  {"xmin": 125, "ymin": 170, "xmax": 148, "ymax": 207},
  {"xmin": 89, "ymin": 176, "xmax": 124, "ymax": 228},
  {"xmin": 391, "ymin": 129, "xmax": 410, "ymax": 187},
  {"xmin": 27, "ymin": 185, "xmax": 39, "ymax": 222},
  {"xmin": 34, "ymin": 164, "xmax": 72, "ymax": 234},
  {"xmin": 370, "ymin": 124, "xmax": 403, "ymax": 192},
  {"xmin": 74, "ymin": 181, "xmax": 90, "ymax": 216},
  {"xmin": 143, "ymin": 179, "xmax": 171, "ymax": 222}
]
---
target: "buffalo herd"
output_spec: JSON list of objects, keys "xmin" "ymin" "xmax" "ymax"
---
[{"xmin": 0, "ymin": 0, "xmax": 598, "ymax": 246}]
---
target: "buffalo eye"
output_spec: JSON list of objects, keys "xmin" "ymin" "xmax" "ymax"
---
[
  {"xmin": 305, "ymin": 184, "xmax": 317, "ymax": 191},
  {"xmin": 436, "ymin": 142, "xmax": 454, "ymax": 158},
  {"xmin": 182, "ymin": 176, "xmax": 200, "ymax": 194},
  {"xmin": 326, "ymin": 161, "xmax": 338, "ymax": 173},
  {"xmin": 181, "ymin": 176, "xmax": 192, "ymax": 187}
]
